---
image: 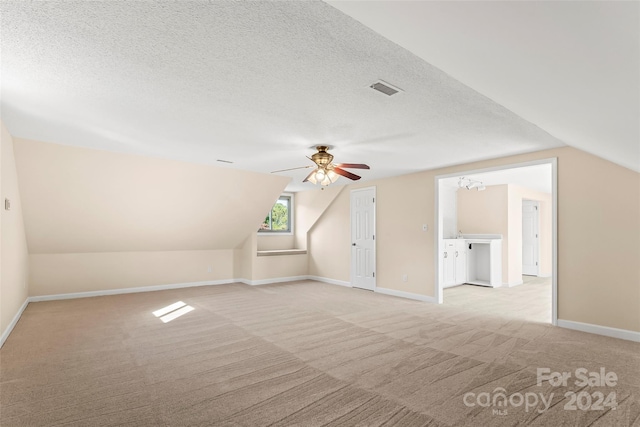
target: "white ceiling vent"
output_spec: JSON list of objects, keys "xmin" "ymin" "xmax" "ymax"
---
[{"xmin": 369, "ymin": 80, "xmax": 403, "ymax": 96}]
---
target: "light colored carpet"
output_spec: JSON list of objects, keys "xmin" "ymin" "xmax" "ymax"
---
[
  {"xmin": 1, "ymin": 280, "xmax": 638, "ymax": 426},
  {"xmin": 444, "ymin": 276, "xmax": 552, "ymax": 324}
]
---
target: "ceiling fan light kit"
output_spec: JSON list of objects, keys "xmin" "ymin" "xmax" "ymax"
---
[{"xmin": 306, "ymin": 167, "xmax": 339, "ymax": 186}]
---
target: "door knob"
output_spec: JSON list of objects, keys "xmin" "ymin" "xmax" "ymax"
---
[{"xmin": 352, "ymin": 243, "xmax": 356, "ymax": 246}]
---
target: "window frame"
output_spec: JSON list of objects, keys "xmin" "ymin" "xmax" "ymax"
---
[{"xmin": 259, "ymin": 193, "xmax": 294, "ymax": 235}]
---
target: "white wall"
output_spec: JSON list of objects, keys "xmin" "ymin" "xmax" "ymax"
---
[{"xmin": 440, "ymin": 180, "xmax": 459, "ymax": 239}]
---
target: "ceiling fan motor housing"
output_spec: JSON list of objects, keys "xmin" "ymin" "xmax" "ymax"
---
[{"xmin": 311, "ymin": 146, "xmax": 333, "ymax": 167}]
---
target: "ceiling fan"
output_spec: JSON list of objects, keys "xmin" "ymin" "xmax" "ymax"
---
[{"xmin": 271, "ymin": 146, "xmax": 370, "ymax": 186}]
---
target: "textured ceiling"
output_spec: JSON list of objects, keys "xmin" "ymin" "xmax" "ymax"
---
[
  {"xmin": 329, "ymin": 0, "xmax": 640, "ymax": 173},
  {"xmin": 1, "ymin": 1, "xmax": 567, "ymax": 191}
]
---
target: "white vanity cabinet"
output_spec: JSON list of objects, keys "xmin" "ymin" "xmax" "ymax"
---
[
  {"xmin": 442, "ymin": 239, "xmax": 468, "ymax": 288},
  {"xmin": 442, "ymin": 235, "xmax": 503, "ymax": 288},
  {"xmin": 464, "ymin": 235, "xmax": 502, "ymax": 287}
]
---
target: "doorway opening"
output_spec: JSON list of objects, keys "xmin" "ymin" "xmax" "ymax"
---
[{"xmin": 435, "ymin": 159, "xmax": 557, "ymax": 325}]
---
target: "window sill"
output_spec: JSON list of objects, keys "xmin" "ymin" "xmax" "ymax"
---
[{"xmin": 257, "ymin": 249, "xmax": 307, "ymax": 257}]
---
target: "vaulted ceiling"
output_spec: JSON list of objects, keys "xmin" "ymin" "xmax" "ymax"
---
[
  {"xmin": 329, "ymin": 1, "xmax": 640, "ymax": 173},
  {"xmin": 1, "ymin": 1, "xmax": 637, "ymax": 192}
]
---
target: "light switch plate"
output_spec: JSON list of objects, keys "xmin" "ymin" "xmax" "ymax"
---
[
  {"xmin": 422, "ymin": 224, "xmax": 428, "ymax": 232},
  {"xmin": 4, "ymin": 198, "xmax": 10, "ymax": 211}
]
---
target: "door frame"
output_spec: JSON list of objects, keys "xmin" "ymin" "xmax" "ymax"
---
[
  {"xmin": 350, "ymin": 186, "xmax": 377, "ymax": 290},
  {"xmin": 434, "ymin": 158, "xmax": 558, "ymax": 326},
  {"xmin": 522, "ymin": 199, "xmax": 540, "ymax": 276}
]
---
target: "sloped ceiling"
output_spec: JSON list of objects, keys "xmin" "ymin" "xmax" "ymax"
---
[
  {"xmin": 0, "ymin": 1, "xmax": 569, "ymax": 192},
  {"xmin": 329, "ymin": 1, "xmax": 640, "ymax": 172},
  {"xmin": 13, "ymin": 139, "xmax": 289, "ymax": 253}
]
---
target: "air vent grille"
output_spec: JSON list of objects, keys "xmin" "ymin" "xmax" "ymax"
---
[{"xmin": 370, "ymin": 80, "xmax": 403, "ymax": 96}]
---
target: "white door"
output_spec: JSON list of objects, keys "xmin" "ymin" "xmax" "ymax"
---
[
  {"xmin": 522, "ymin": 200, "xmax": 539, "ymax": 276},
  {"xmin": 351, "ymin": 187, "xmax": 376, "ymax": 290}
]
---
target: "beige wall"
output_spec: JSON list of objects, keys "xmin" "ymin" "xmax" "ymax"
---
[
  {"xmin": 458, "ymin": 185, "xmax": 511, "ymax": 283},
  {"xmin": 257, "ymin": 234, "xmax": 295, "ymax": 251},
  {"xmin": 1, "ymin": 122, "xmax": 29, "ymax": 339},
  {"xmin": 458, "ymin": 184, "xmax": 552, "ymax": 285},
  {"xmin": 6, "ymin": 130, "xmax": 640, "ymax": 334},
  {"xmin": 308, "ymin": 187, "xmax": 351, "ymax": 283},
  {"xmin": 11, "ymin": 136, "xmax": 305, "ymax": 296},
  {"xmin": 14, "ymin": 138, "xmax": 289, "ymax": 253},
  {"xmin": 238, "ymin": 233, "xmax": 255, "ymax": 281},
  {"xmin": 253, "ymin": 254, "xmax": 308, "ymax": 281},
  {"xmin": 553, "ymin": 149, "xmax": 639, "ymax": 331},
  {"xmin": 309, "ymin": 147, "xmax": 640, "ymax": 332},
  {"xmin": 29, "ymin": 250, "xmax": 234, "ymax": 296},
  {"xmin": 294, "ymin": 186, "xmax": 344, "ymax": 249},
  {"xmin": 310, "ymin": 172, "xmax": 433, "ymax": 294}
]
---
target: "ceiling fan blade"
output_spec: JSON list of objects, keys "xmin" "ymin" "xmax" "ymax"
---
[
  {"xmin": 333, "ymin": 167, "xmax": 361, "ymax": 181},
  {"xmin": 271, "ymin": 165, "xmax": 314, "ymax": 173},
  {"xmin": 302, "ymin": 169, "xmax": 316, "ymax": 183},
  {"xmin": 335, "ymin": 163, "xmax": 370, "ymax": 170}
]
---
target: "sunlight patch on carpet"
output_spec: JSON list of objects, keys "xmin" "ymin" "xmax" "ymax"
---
[{"xmin": 152, "ymin": 301, "xmax": 194, "ymax": 323}]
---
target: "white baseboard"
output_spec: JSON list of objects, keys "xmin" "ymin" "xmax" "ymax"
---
[
  {"xmin": 0, "ymin": 298, "xmax": 29, "ymax": 348},
  {"xmin": 29, "ymin": 279, "xmax": 238, "ymax": 302},
  {"xmin": 375, "ymin": 287, "xmax": 436, "ymax": 303},
  {"xmin": 557, "ymin": 319, "xmax": 640, "ymax": 343},
  {"xmin": 241, "ymin": 275, "xmax": 309, "ymax": 286},
  {"xmin": 307, "ymin": 275, "xmax": 352, "ymax": 287}
]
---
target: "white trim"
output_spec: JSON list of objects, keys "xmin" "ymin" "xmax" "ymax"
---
[
  {"xmin": 551, "ymin": 158, "xmax": 558, "ymax": 326},
  {"xmin": 375, "ymin": 287, "xmax": 436, "ymax": 303},
  {"xmin": 0, "ymin": 298, "xmax": 29, "ymax": 348},
  {"xmin": 241, "ymin": 275, "xmax": 308, "ymax": 286},
  {"xmin": 557, "ymin": 320, "xmax": 640, "ymax": 343},
  {"xmin": 26, "ymin": 276, "xmax": 348, "ymax": 302},
  {"xmin": 29, "ymin": 279, "xmax": 237, "ymax": 302},
  {"xmin": 435, "ymin": 179, "xmax": 444, "ymax": 304},
  {"xmin": 434, "ymin": 157, "xmax": 558, "ymax": 326},
  {"xmin": 308, "ymin": 275, "xmax": 352, "ymax": 287}
]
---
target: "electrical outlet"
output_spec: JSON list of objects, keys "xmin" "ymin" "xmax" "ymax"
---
[
  {"xmin": 207, "ymin": 265, "xmax": 212, "ymax": 273},
  {"xmin": 402, "ymin": 274, "xmax": 408, "ymax": 282}
]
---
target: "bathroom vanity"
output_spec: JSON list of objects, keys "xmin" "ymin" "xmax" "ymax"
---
[{"xmin": 442, "ymin": 234, "xmax": 502, "ymax": 288}]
